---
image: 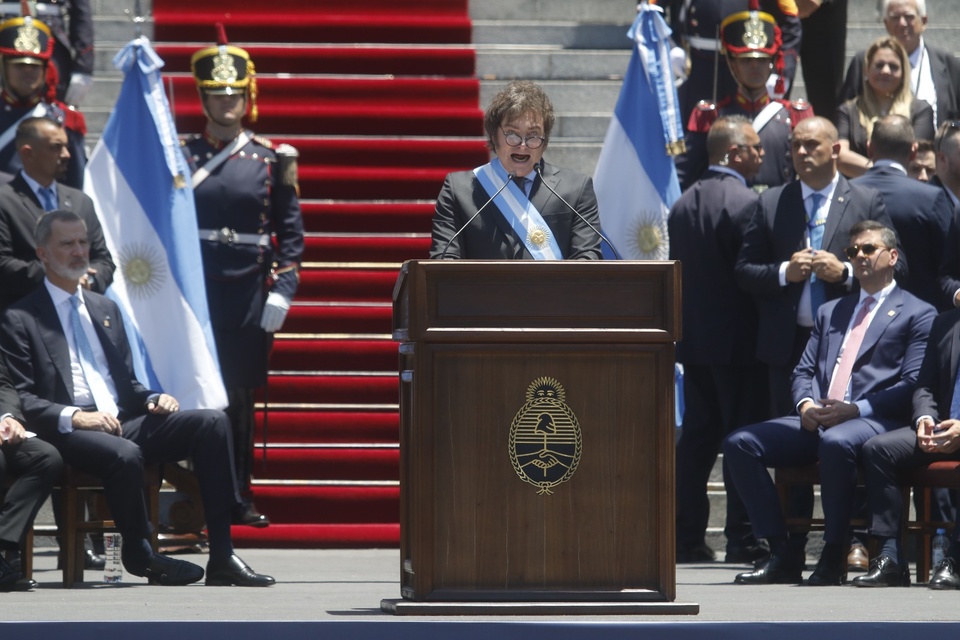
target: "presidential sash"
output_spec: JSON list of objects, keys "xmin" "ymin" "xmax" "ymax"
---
[{"xmin": 473, "ymin": 159, "xmax": 563, "ymax": 260}]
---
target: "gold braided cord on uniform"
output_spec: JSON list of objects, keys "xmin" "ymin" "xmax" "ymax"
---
[{"xmin": 247, "ymin": 58, "xmax": 258, "ymax": 123}]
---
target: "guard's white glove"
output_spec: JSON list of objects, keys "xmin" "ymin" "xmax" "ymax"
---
[
  {"xmin": 65, "ymin": 73, "xmax": 93, "ymax": 106},
  {"xmin": 670, "ymin": 46, "xmax": 688, "ymax": 84},
  {"xmin": 260, "ymin": 291, "xmax": 291, "ymax": 333}
]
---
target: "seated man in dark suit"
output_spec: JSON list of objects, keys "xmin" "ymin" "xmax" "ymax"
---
[
  {"xmin": 0, "ymin": 210, "xmax": 274, "ymax": 587},
  {"xmin": 429, "ymin": 80, "xmax": 602, "ymax": 260},
  {"xmin": 724, "ymin": 221, "xmax": 936, "ymax": 585},
  {"xmin": 0, "ymin": 358, "xmax": 62, "ymax": 592},
  {"xmin": 854, "ymin": 304, "xmax": 960, "ymax": 589}
]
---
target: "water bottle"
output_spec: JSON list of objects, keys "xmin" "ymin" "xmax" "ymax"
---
[
  {"xmin": 103, "ymin": 533, "xmax": 123, "ymax": 583},
  {"xmin": 932, "ymin": 528, "xmax": 950, "ymax": 568}
]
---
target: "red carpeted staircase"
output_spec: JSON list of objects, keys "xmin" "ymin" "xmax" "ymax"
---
[{"xmin": 153, "ymin": 0, "xmax": 488, "ymax": 547}]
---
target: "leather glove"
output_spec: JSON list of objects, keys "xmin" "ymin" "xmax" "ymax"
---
[
  {"xmin": 65, "ymin": 73, "xmax": 94, "ymax": 106},
  {"xmin": 260, "ymin": 291, "xmax": 291, "ymax": 333}
]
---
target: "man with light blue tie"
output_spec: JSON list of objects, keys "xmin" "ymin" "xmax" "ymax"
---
[
  {"xmin": 725, "ymin": 221, "xmax": 935, "ymax": 586},
  {"xmin": 0, "ymin": 211, "xmax": 275, "ymax": 587},
  {"xmin": 735, "ymin": 116, "xmax": 906, "ymax": 418},
  {"xmin": 0, "ymin": 116, "xmax": 113, "ymax": 310}
]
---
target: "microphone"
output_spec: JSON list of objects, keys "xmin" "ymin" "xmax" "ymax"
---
[
  {"xmin": 534, "ymin": 165, "xmax": 622, "ymax": 260},
  {"xmin": 438, "ymin": 171, "xmax": 516, "ymax": 259}
]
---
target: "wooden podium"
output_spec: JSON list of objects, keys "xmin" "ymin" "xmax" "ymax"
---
[{"xmin": 382, "ymin": 260, "xmax": 697, "ymax": 615}]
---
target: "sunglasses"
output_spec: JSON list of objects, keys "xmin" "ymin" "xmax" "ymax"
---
[{"xmin": 844, "ymin": 243, "xmax": 888, "ymax": 260}]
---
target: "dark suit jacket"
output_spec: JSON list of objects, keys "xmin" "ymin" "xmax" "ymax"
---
[
  {"xmin": 913, "ymin": 307, "xmax": 960, "ymax": 423},
  {"xmin": 791, "ymin": 287, "xmax": 935, "ymax": 425},
  {"xmin": 840, "ymin": 43, "xmax": 960, "ymax": 127},
  {"xmin": 0, "ymin": 285, "xmax": 153, "ymax": 440},
  {"xmin": 428, "ymin": 161, "xmax": 603, "ymax": 260},
  {"xmin": 669, "ymin": 169, "xmax": 759, "ymax": 365},
  {"xmin": 735, "ymin": 174, "xmax": 905, "ymax": 366},
  {"xmin": 853, "ymin": 165, "xmax": 954, "ymax": 310},
  {"xmin": 0, "ymin": 174, "xmax": 115, "ymax": 309},
  {"xmin": 0, "ymin": 358, "xmax": 23, "ymax": 423}
]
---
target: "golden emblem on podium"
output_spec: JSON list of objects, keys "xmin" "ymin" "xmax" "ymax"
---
[{"xmin": 508, "ymin": 377, "xmax": 582, "ymax": 495}]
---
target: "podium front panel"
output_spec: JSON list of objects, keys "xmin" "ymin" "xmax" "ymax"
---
[{"xmin": 402, "ymin": 341, "xmax": 675, "ymax": 601}]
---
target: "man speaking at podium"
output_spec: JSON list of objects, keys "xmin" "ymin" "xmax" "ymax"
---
[{"xmin": 429, "ymin": 81, "xmax": 603, "ymax": 260}]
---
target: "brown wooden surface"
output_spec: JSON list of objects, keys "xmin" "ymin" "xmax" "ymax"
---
[{"xmin": 394, "ymin": 260, "xmax": 680, "ymax": 604}]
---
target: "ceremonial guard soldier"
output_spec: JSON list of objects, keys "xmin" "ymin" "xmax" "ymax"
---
[
  {"xmin": 183, "ymin": 26, "xmax": 305, "ymax": 527},
  {"xmin": 0, "ymin": 12, "xmax": 85, "ymax": 187},
  {"xmin": 0, "ymin": 1, "xmax": 94, "ymax": 104},
  {"xmin": 675, "ymin": 0, "xmax": 811, "ymax": 192}
]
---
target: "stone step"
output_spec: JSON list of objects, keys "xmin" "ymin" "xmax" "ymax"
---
[
  {"xmin": 476, "ymin": 46, "xmax": 629, "ymax": 81},
  {"xmin": 469, "ymin": 0, "xmax": 635, "ymax": 23}
]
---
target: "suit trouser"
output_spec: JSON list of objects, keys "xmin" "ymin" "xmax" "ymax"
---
[
  {"xmin": 676, "ymin": 362, "xmax": 768, "ymax": 549},
  {"xmin": 862, "ymin": 426, "xmax": 960, "ymax": 543},
  {"xmin": 49, "ymin": 409, "xmax": 241, "ymax": 552},
  {"xmin": 0, "ymin": 437, "xmax": 63, "ymax": 549},
  {"xmin": 799, "ymin": 0, "xmax": 848, "ymax": 122},
  {"xmin": 723, "ymin": 415, "xmax": 894, "ymax": 545}
]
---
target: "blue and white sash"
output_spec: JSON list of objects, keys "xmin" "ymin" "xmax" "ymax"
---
[{"xmin": 473, "ymin": 159, "xmax": 563, "ymax": 260}]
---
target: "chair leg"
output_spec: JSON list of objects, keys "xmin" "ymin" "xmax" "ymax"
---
[
  {"xmin": 22, "ymin": 528, "xmax": 34, "ymax": 580},
  {"xmin": 62, "ymin": 485, "xmax": 79, "ymax": 587}
]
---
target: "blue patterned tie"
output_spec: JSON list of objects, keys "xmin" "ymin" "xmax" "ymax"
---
[
  {"xmin": 39, "ymin": 186, "xmax": 57, "ymax": 212},
  {"xmin": 69, "ymin": 295, "xmax": 119, "ymax": 416},
  {"xmin": 808, "ymin": 192, "xmax": 826, "ymax": 314}
]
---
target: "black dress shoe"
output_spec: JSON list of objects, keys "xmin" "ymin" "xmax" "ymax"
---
[
  {"xmin": 725, "ymin": 543, "xmax": 770, "ymax": 565},
  {"xmin": 676, "ymin": 543, "xmax": 715, "ymax": 564},
  {"xmin": 929, "ymin": 558, "xmax": 960, "ymax": 590},
  {"xmin": 124, "ymin": 553, "xmax": 204, "ymax": 586},
  {"xmin": 206, "ymin": 554, "xmax": 276, "ymax": 587},
  {"xmin": 850, "ymin": 555, "xmax": 911, "ymax": 587},
  {"xmin": 232, "ymin": 503, "xmax": 270, "ymax": 528},
  {"xmin": 805, "ymin": 554, "xmax": 846, "ymax": 586},
  {"xmin": 0, "ymin": 554, "xmax": 23, "ymax": 592},
  {"xmin": 56, "ymin": 549, "xmax": 107, "ymax": 570},
  {"xmin": 734, "ymin": 554, "xmax": 803, "ymax": 585}
]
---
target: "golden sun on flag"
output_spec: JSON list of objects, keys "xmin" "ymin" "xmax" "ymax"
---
[
  {"xmin": 119, "ymin": 243, "xmax": 167, "ymax": 300},
  {"xmin": 624, "ymin": 208, "xmax": 669, "ymax": 260}
]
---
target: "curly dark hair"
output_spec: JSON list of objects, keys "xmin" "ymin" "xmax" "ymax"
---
[{"xmin": 482, "ymin": 80, "xmax": 555, "ymax": 152}]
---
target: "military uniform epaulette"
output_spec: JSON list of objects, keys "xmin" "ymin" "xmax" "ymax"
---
[
  {"xmin": 56, "ymin": 102, "xmax": 86, "ymax": 136},
  {"xmin": 686, "ymin": 100, "xmax": 720, "ymax": 134},
  {"xmin": 251, "ymin": 134, "xmax": 274, "ymax": 149},
  {"xmin": 780, "ymin": 98, "xmax": 814, "ymax": 128},
  {"xmin": 181, "ymin": 134, "xmax": 203, "ymax": 146}
]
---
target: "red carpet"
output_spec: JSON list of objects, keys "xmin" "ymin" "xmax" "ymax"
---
[{"xmin": 155, "ymin": 0, "xmax": 487, "ymax": 547}]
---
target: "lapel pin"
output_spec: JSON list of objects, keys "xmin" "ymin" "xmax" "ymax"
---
[
  {"xmin": 837, "ymin": 196, "xmax": 845, "ymax": 203},
  {"xmin": 887, "ymin": 310, "xmax": 896, "ymax": 317},
  {"xmin": 103, "ymin": 316, "xmax": 111, "ymax": 328}
]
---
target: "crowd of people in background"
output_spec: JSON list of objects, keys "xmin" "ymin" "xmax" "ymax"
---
[{"xmin": 668, "ymin": 0, "xmax": 960, "ymax": 590}]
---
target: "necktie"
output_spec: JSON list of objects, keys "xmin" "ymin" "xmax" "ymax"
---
[
  {"xmin": 514, "ymin": 176, "xmax": 531, "ymax": 197},
  {"xmin": 808, "ymin": 192, "xmax": 826, "ymax": 314},
  {"xmin": 827, "ymin": 296, "xmax": 875, "ymax": 401},
  {"xmin": 69, "ymin": 295, "xmax": 119, "ymax": 416},
  {"xmin": 39, "ymin": 186, "xmax": 57, "ymax": 212}
]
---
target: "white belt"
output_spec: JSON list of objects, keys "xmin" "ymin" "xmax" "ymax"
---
[
  {"xmin": 686, "ymin": 35, "xmax": 720, "ymax": 52},
  {"xmin": 0, "ymin": 2, "xmax": 62, "ymax": 16},
  {"xmin": 200, "ymin": 228, "xmax": 270, "ymax": 247}
]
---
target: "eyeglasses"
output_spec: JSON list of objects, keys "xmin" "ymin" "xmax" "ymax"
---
[
  {"xmin": 844, "ymin": 243, "xmax": 889, "ymax": 260},
  {"xmin": 501, "ymin": 128, "xmax": 546, "ymax": 149},
  {"xmin": 936, "ymin": 120, "xmax": 960, "ymax": 153}
]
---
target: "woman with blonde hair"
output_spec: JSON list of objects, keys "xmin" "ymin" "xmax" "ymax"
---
[{"xmin": 836, "ymin": 36, "xmax": 934, "ymax": 177}]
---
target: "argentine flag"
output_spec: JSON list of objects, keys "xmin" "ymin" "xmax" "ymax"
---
[
  {"xmin": 84, "ymin": 38, "xmax": 228, "ymax": 410},
  {"xmin": 594, "ymin": 4, "xmax": 684, "ymax": 260}
]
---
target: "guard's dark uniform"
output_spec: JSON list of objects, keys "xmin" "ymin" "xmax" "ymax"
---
[
  {"xmin": 186, "ymin": 30, "xmax": 304, "ymax": 522},
  {"xmin": 0, "ymin": 1, "xmax": 94, "ymax": 102},
  {"xmin": 183, "ymin": 132, "xmax": 304, "ymax": 390},
  {"xmin": 678, "ymin": 92, "xmax": 810, "ymax": 191},
  {"xmin": 0, "ymin": 15, "xmax": 86, "ymax": 187}
]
